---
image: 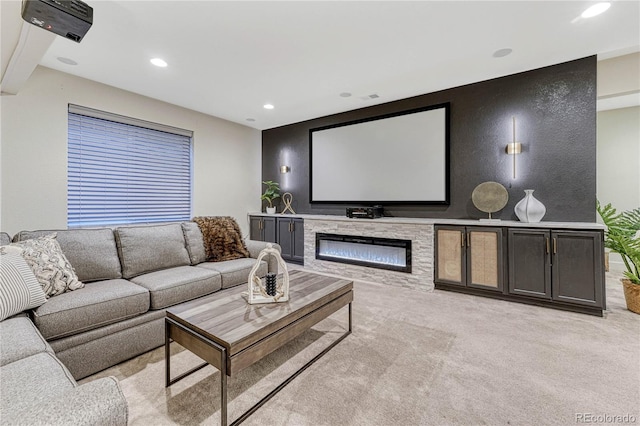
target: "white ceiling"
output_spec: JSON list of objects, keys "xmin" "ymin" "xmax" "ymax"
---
[{"xmin": 29, "ymin": 1, "xmax": 640, "ymax": 129}]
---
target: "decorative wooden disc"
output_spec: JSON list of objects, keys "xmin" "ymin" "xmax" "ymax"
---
[{"xmin": 471, "ymin": 181, "xmax": 508, "ymax": 214}]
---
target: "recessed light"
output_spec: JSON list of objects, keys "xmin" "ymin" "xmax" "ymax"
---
[
  {"xmin": 263, "ymin": 104, "xmax": 274, "ymax": 110},
  {"xmin": 493, "ymin": 48, "xmax": 513, "ymax": 58},
  {"xmin": 246, "ymin": 118, "xmax": 256, "ymax": 122},
  {"xmin": 150, "ymin": 58, "xmax": 168, "ymax": 67},
  {"xmin": 57, "ymin": 57, "xmax": 77, "ymax": 65},
  {"xmin": 581, "ymin": 2, "xmax": 611, "ymax": 18},
  {"xmin": 339, "ymin": 92, "xmax": 352, "ymax": 98},
  {"xmin": 360, "ymin": 94, "xmax": 380, "ymax": 101}
]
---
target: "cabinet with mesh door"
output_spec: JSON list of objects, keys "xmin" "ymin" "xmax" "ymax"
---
[{"xmin": 434, "ymin": 225, "xmax": 504, "ymax": 292}]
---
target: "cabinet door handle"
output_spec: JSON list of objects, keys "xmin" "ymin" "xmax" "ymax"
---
[
  {"xmin": 467, "ymin": 232, "xmax": 471, "ymax": 247},
  {"xmin": 289, "ymin": 222, "xmax": 293, "ymax": 232},
  {"xmin": 553, "ymin": 238, "xmax": 557, "ymax": 254},
  {"xmin": 546, "ymin": 238, "xmax": 550, "ymax": 254},
  {"xmin": 461, "ymin": 232, "xmax": 465, "ymax": 247}
]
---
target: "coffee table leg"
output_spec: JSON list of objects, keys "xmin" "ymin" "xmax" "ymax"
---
[
  {"xmin": 165, "ymin": 319, "xmax": 171, "ymax": 387},
  {"xmin": 165, "ymin": 318, "xmax": 218, "ymax": 387},
  {"xmin": 164, "ymin": 317, "xmax": 230, "ymax": 425},
  {"xmin": 221, "ymin": 347, "xmax": 227, "ymax": 426},
  {"xmin": 349, "ymin": 302, "xmax": 352, "ymax": 332}
]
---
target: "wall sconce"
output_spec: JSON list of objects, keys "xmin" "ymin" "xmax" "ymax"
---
[
  {"xmin": 280, "ymin": 165, "xmax": 290, "ymax": 174},
  {"xmin": 505, "ymin": 116, "xmax": 522, "ymax": 179}
]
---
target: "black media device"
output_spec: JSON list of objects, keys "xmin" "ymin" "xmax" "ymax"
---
[
  {"xmin": 346, "ymin": 206, "xmax": 384, "ymax": 219},
  {"xmin": 22, "ymin": 0, "xmax": 93, "ymax": 43}
]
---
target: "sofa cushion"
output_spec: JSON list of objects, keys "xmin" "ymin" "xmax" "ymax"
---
[
  {"xmin": 1, "ymin": 376, "xmax": 129, "ymax": 426},
  {"xmin": 245, "ymin": 240, "xmax": 281, "ymax": 274},
  {"xmin": 181, "ymin": 222, "xmax": 207, "ymax": 265},
  {"xmin": 12, "ymin": 229, "xmax": 56, "ymax": 242},
  {"xmin": 0, "ymin": 351, "xmax": 76, "ymax": 415},
  {"xmin": 6, "ymin": 235, "xmax": 84, "ymax": 298},
  {"xmin": 32, "ymin": 279, "xmax": 150, "ymax": 340},
  {"xmin": 13, "ymin": 229, "xmax": 122, "ymax": 282},
  {"xmin": 0, "ymin": 315, "xmax": 53, "ymax": 366},
  {"xmin": 196, "ymin": 258, "xmax": 267, "ymax": 289},
  {"xmin": 131, "ymin": 266, "xmax": 221, "ymax": 309},
  {"xmin": 115, "ymin": 224, "xmax": 191, "ymax": 279},
  {"xmin": 0, "ymin": 232, "xmax": 10, "ymax": 246},
  {"xmin": 0, "ymin": 252, "xmax": 47, "ymax": 321}
]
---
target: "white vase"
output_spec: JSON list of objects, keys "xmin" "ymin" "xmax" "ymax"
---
[
  {"xmin": 514, "ymin": 189, "xmax": 546, "ymax": 223},
  {"xmin": 266, "ymin": 207, "xmax": 276, "ymax": 214}
]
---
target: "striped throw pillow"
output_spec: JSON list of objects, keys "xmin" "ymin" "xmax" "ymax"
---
[{"xmin": 0, "ymin": 252, "xmax": 47, "ymax": 321}]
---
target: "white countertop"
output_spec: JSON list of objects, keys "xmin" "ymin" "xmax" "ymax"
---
[{"xmin": 248, "ymin": 212, "xmax": 605, "ymax": 230}]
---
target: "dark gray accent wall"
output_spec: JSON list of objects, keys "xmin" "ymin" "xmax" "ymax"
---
[{"xmin": 262, "ymin": 56, "xmax": 596, "ymax": 222}]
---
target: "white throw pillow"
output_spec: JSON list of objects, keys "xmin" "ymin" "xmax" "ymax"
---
[
  {"xmin": 0, "ymin": 252, "xmax": 47, "ymax": 321},
  {"xmin": 3, "ymin": 234, "xmax": 84, "ymax": 298}
]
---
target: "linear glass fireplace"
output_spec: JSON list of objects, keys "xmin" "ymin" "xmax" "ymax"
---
[{"xmin": 315, "ymin": 233, "xmax": 412, "ymax": 273}]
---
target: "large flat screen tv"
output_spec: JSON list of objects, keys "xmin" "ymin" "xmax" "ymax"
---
[{"xmin": 310, "ymin": 103, "xmax": 450, "ymax": 204}]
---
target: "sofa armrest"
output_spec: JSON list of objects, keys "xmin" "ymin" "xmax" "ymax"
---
[
  {"xmin": 1, "ymin": 377, "xmax": 128, "ymax": 426},
  {"xmin": 245, "ymin": 240, "xmax": 281, "ymax": 274}
]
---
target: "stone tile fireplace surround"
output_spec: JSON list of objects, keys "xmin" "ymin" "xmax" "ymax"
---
[{"xmin": 303, "ymin": 217, "xmax": 434, "ymax": 291}]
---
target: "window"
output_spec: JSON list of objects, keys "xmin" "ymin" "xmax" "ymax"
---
[{"xmin": 68, "ymin": 104, "xmax": 193, "ymax": 227}]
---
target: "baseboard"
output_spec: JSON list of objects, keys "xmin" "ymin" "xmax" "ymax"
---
[{"xmin": 609, "ymin": 260, "xmax": 626, "ymax": 273}]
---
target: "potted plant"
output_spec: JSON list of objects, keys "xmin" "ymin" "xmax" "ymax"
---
[
  {"xmin": 597, "ymin": 201, "xmax": 640, "ymax": 314},
  {"xmin": 261, "ymin": 180, "xmax": 280, "ymax": 214}
]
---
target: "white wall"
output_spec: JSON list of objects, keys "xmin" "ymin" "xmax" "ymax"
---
[
  {"xmin": 0, "ymin": 66, "xmax": 261, "ymax": 236},
  {"xmin": 597, "ymin": 106, "xmax": 640, "ymax": 211},
  {"xmin": 597, "ymin": 106, "xmax": 640, "ymax": 270},
  {"xmin": 597, "ymin": 53, "xmax": 640, "ymax": 99}
]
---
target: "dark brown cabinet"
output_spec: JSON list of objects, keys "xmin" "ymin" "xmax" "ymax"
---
[
  {"xmin": 249, "ymin": 215, "xmax": 304, "ymax": 265},
  {"xmin": 508, "ymin": 229, "xmax": 604, "ymax": 309},
  {"xmin": 551, "ymin": 231, "xmax": 604, "ymax": 308},
  {"xmin": 277, "ymin": 217, "xmax": 304, "ymax": 264},
  {"xmin": 508, "ymin": 229, "xmax": 551, "ymax": 299},
  {"xmin": 436, "ymin": 225, "xmax": 605, "ymax": 315},
  {"xmin": 435, "ymin": 226, "xmax": 504, "ymax": 292},
  {"xmin": 249, "ymin": 216, "xmax": 276, "ymax": 243}
]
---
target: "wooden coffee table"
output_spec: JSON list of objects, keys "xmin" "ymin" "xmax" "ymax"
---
[{"xmin": 165, "ymin": 270, "xmax": 353, "ymax": 426}]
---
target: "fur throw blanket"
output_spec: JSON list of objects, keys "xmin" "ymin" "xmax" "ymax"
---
[{"xmin": 193, "ymin": 216, "xmax": 249, "ymax": 262}]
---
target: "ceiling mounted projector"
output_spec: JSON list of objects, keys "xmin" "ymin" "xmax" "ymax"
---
[{"xmin": 21, "ymin": 0, "xmax": 93, "ymax": 43}]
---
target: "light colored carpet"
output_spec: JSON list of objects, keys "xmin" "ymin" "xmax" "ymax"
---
[{"xmin": 83, "ymin": 270, "xmax": 640, "ymax": 425}]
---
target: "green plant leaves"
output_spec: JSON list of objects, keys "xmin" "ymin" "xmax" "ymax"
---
[
  {"xmin": 261, "ymin": 181, "xmax": 281, "ymax": 207},
  {"xmin": 597, "ymin": 201, "xmax": 640, "ymax": 284}
]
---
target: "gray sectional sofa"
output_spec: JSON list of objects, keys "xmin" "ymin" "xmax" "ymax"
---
[
  {"xmin": 0, "ymin": 314, "xmax": 128, "ymax": 425},
  {"xmin": 0, "ymin": 221, "xmax": 279, "ymax": 424}
]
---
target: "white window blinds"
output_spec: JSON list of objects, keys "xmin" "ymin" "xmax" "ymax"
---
[{"xmin": 68, "ymin": 104, "xmax": 193, "ymax": 227}]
